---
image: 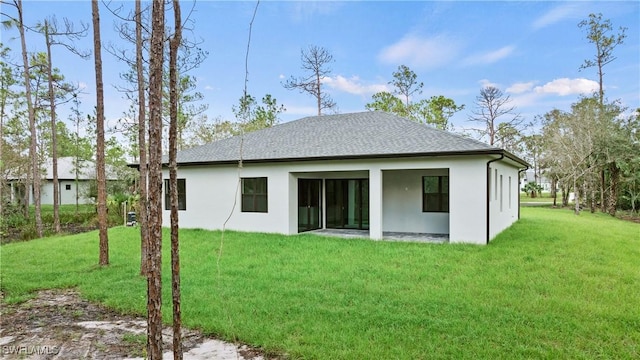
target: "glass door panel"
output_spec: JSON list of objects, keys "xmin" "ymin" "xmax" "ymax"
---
[
  {"xmin": 298, "ymin": 179, "xmax": 322, "ymax": 232},
  {"xmin": 325, "ymin": 179, "xmax": 369, "ymax": 230}
]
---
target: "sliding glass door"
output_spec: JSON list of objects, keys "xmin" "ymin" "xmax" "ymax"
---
[
  {"xmin": 298, "ymin": 179, "xmax": 322, "ymax": 232},
  {"xmin": 326, "ymin": 179, "xmax": 369, "ymax": 230}
]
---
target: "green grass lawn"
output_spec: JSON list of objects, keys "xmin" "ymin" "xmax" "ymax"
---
[
  {"xmin": 1, "ymin": 207, "xmax": 639, "ymax": 359},
  {"xmin": 520, "ymin": 192, "xmax": 555, "ymax": 203}
]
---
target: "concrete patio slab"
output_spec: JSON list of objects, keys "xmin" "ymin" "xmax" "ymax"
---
[{"xmin": 306, "ymin": 229, "xmax": 448, "ymax": 244}]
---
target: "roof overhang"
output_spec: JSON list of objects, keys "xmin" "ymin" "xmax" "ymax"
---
[{"xmin": 128, "ymin": 149, "xmax": 531, "ymax": 169}]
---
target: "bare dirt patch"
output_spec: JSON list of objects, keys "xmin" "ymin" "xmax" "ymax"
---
[{"xmin": 0, "ymin": 289, "xmax": 269, "ymax": 359}]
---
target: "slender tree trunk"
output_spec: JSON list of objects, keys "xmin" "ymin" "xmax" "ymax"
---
[
  {"xmin": 0, "ymin": 68, "xmax": 6, "ymax": 222},
  {"xmin": 147, "ymin": 0, "xmax": 165, "ymax": 357},
  {"xmin": 574, "ymin": 178, "xmax": 580, "ymax": 215},
  {"xmin": 75, "ymin": 119, "xmax": 80, "ymax": 215},
  {"xmin": 169, "ymin": 2, "xmax": 183, "ymax": 357},
  {"xmin": 71, "ymin": 99, "xmax": 81, "ymax": 215},
  {"xmin": 596, "ymin": 46, "xmax": 606, "ymax": 213},
  {"xmin": 582, "ymin": 182, "xmax": 592, "ymax": 213},
  {"xmin": 44, "ymin": 20, "xmax": 61, "ymax": 233},
  {"xmin": 23, "ymin": 172, "xmax": 30, "ymax": 217},
  {"xmin": 607, "ymin": 163, "xmax": 619, "ymax": 216},
  {"xmin": 16, "ymin": 0, "xmax": 42, "ymax": 237},
  {"xmin": 315, "ymin": 72, "xmax": 321, "ymax": 116},
  {"xmin": 135, "ymin": 0, "xmax": 150, "ymax": 277},
  {"xmin": 599, "ymin": 169, "xmax": 606, "ymax": 212},
  {"xmin": 92, "ymin": 0, "xmax": 109, "ymax": 265},
  {"xmin": 597, "ymin": 56, "xmax": 604, "ymax": 106},
  {"xmin": 75, "ymin": 168, "xmax": 79, "ymax": 213},
  {"xmin": 551, "ymin": 177, "xmax": 557, "ymax": 207},
  {"xmin": 589, "ymin": 179, "xmax": 596, "ymax": 213}
]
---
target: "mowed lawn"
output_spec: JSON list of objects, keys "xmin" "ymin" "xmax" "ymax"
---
[{"xmin": 1, "ymin": 207, "xmax": 639, "ymax": 359}]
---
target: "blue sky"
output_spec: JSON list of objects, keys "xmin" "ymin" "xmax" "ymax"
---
[{"xmin": 2, "ymin": 1, "xmax": 639, "ymax": 136}]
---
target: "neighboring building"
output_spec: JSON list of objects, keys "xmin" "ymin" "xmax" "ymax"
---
[
  {"xmin": 156, "ymin": 112, "xmax": 528, "ymax": 245},
  {"xmin": 6, "ymin": 157, "xmax": 118, "ymax": 206},
  {"xmin": 520, "ymin": 169, "xmax": 554, "ymax": 192}
]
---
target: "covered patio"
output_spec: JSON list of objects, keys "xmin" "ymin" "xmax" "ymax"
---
[{"xmin": 294, "ymin": 167, "xmax": 451, "ymax": 242}]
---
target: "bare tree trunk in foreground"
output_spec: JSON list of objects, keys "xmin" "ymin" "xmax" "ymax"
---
[{"xmin": 146, "ymin": 0, "xmax": 165, "ymax": 357}]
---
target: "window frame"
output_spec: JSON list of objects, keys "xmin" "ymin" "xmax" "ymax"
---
[
  {"xmin": 164, "ymin": 178, "xmax": 186, "ymax": 211},
  {"xmin": 422, "ymin": 175, "xmax": 449, "ymax": 213},
  {"xmin": 241, "ymin": 177, "xmax": 268, "ymax": 213}
]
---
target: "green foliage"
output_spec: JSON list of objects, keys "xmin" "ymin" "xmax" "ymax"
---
[
  {"xmin": 1, "ymin": 202, "xmax": 29, "ymax": 228},
  {"xmin": 180, "ymin": 115, "xmax": 237, "ymax": 148},
  {"xmin": 122, "ymin": 333, "xmax": 146, "ymax": 357},
  {"xmin": 1, "ymin": 204, "xmax": 98, "ymax": 242},
  {"xmin": 365, "ymin": 91, "xmax": 407, "ymax": 116},
  {"xmin": 579, "ymin": 13, "xmax": 627, "ymax": 67},
  {"xmin": 522, "ymin": 181, "xmax": 543, "ymax": 198},
  {"xmin": 414, "ymin": 95, "xmax": 465, "ymax": 131},
  {"xmin": 541, "ymin": 96, "xmax": 636, "ymax": 213},
  {"xmin": 2, "ymin": 208, "xmax": 638, "ymax": 359},
  {"xmin": 366, "ymin": 65, "xmax": 463, "ymax": 130},
  {"xmin": 231, "ymin": 93, "xmax": 286, "ymax": 134},
  {"xmin": 578, "ymin": 13, "xmax": 627, "ymax": 102},
  {"xmin": 389, "ymin": 64, "xmax": 423, "ymax": 107},
  {"xmin": 521, "ymin": 133, "xmax": 544, "ymax": 179}
]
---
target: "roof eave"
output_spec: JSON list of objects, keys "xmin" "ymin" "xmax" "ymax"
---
[{"xmin": 140, "ymin": 149, "xmax": 527, "ymax": 168}]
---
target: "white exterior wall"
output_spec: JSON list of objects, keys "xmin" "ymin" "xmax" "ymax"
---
[
  {"xmin": 382, "ymin": 169, "xmax": 449, "ymax": 234},
  {"xmin": 60, "ymin": 180, "xmax": 93, "ymax": 205},
  {"xmin": 488, "ymin": 160, "xmax": 521, "ymax": 240},
  {"xmin": 162, "ymin": 155, "xmax": 523, "ymax": 244},
  {"xmin": 39, "ymin": 182, "xmax": 55, "ymax": 205},
  {"xmin": 448, "ymin": 158, "xmax": 489, "ymax": 244},
  {"xmin": 34, "ymin": 180, "xmax": 93, "ymax": 205},
  {"xmin": 162, "ymin": 164, "xmax": 291, "ymax": 234}
]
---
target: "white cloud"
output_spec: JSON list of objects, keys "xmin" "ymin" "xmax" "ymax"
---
[
  {"xmin": 378, "ymin": 34, "xmax": 461, "ymax": 69},
  {"xmin": 204, "ymin": 85, "xmax": 214, "ymax": 91},
  {"xmin": 532, "ymin": 3, "xmax": 582, "ymax": 30},
  {"xmin": 534, "ymin": 78, "xmax": 598, "ymax": 96},
  {"xmin": 478, "ymin": 79, "xmax": 500, "ymax": 89},
  {"xmin": 461, "ymin": 45, "xmax": 515, "ymax": 66},
  {"xmin": 279, "ymin": 74, "xmax": 286, "ymax": 80},
  {"xmin": 322, "ymin": 75, "xmax": 388, "ymax": 95},
  {"xmin": 509, "ymin": 92, "xmax": 544, "ymax": 108},
  {"xmin": 506, "ymin": 81, "xmax": 536, "ymax": 94}
]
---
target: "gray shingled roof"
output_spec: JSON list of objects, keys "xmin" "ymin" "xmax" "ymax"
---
[
  {"xmin": 170, "ymin": 111, "xmax": 513, "ymax": 165},
  {"xmin": 6, "ymin": 157, "xmax": 119, "ymax": 180},
  {"xmin": 43, "ymin": 157, "xmax": 119, "ymax": 180}
]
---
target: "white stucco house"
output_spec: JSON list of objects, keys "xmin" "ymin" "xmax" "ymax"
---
[
  {"xmin": 6, "ymin": 157, "xmax": 117, "ymax": 206},
  {"xmin": 158, "ymin": 111, "xmax": 529, "ymax": 245}
]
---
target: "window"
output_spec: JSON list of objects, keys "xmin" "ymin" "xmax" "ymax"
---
[
  {"xmin": 164, "ymin": 178, "xmax": 186, "ymax": 210},
  {"xmin": 65, "ymin": 184, "xmax": 71, "ymax": 190},
  {"xmin": 488, "ymin": 167, "xmax": 492, "ymax": 200},
  {"xmin": 422, "ymin": 176, "xmax": 449, "ymax": 212},
  {"xmin": 508, "ymin": 176, "xmax": 512, "ymax": 209},
  {"xmin": 494, "ymin": 169, "xmax": 498, "ymax": 200},
  {"xmin": 242, "ymin": 177, "xmax": 268, "ymax": 213},
  {"xmin": 500, "ymin": 175, "xmax": 503, "ymax": 212}
]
